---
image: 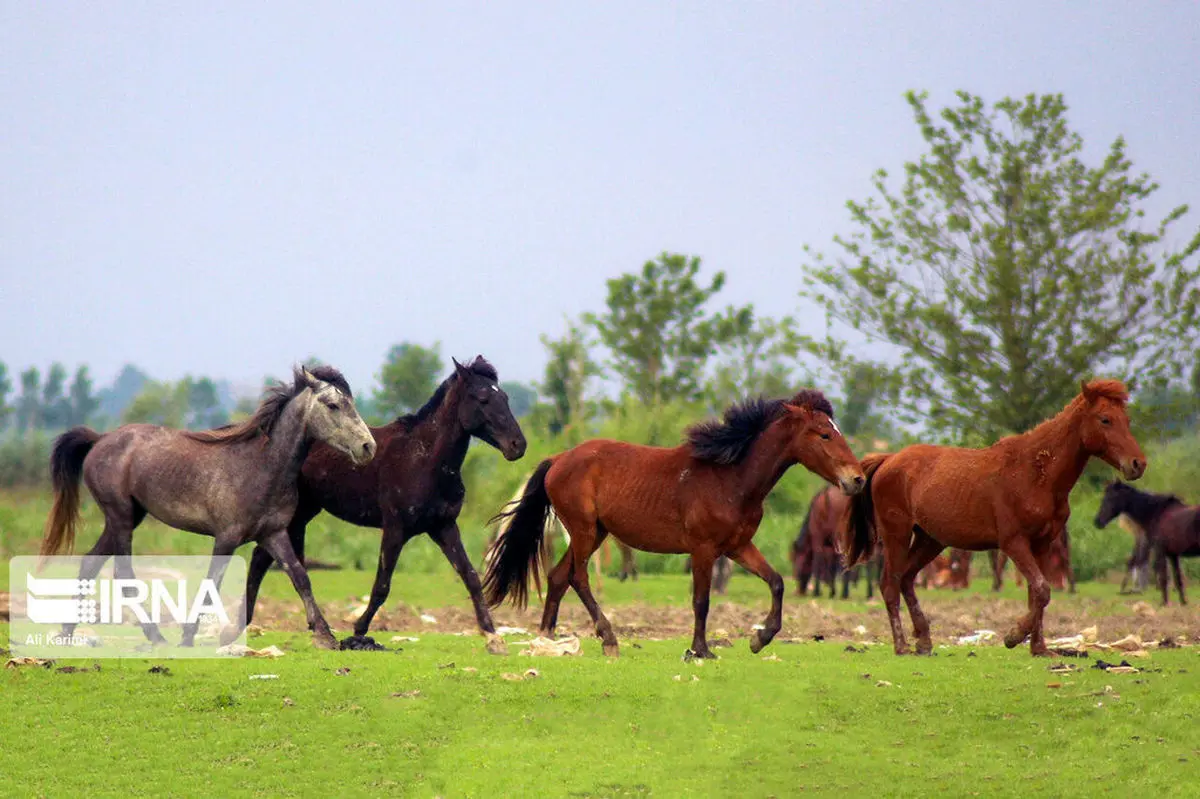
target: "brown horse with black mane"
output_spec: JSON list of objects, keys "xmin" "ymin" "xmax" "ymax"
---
[
  {"xmin": 484, "ymin": 390, "xmax": 864, "ymax": 659},
  {"xmin": 841, "ymin": 380, "xmax": 1146, "ymax": 657}
]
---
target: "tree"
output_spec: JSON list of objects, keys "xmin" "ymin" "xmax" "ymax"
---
[
  {"xmin": 187, "ymin": 376, "xmax": 227, "ymax": 429},
  {"xmin": 586, "ymin": 253, "xmax": 752, "ymax": 404},
  {"xmin": 66, "ymin": 366, "xmax": 99, "ymax": 427},
  {"xmin": 123, "ymin": 381, "xmax": 190, "ymax": 428},
  {"xmin": 41, "ymin": 363, "xmax": 71, "ymax": 429},
  {"xmin": 499, "ymin": 381, "xmax": 537, "ymax": 418},
  {"xmin": 803, "ymin": 91, "xmax": 1200, "ymax": 441},
  {"xmin": 374, "ymin": 342, "xmax": 443, "ymax": 419},
  {"xmin": 0, "ymin": 361, "xmax": 11, "ymax": 430},
  {"xmin": 96, "ymin": 364, "xmax": 151, "ymax": 425},
  {"xmin": 539, "ymin": 320, "xmax": 600, "ymax": 436},
  {"xmin": 16, "ymin": 368, "xmax": 41, "ymax": 432},
  {"xmin": 705, "ymin": 311, "xmax": 803, "ymax": 409}
]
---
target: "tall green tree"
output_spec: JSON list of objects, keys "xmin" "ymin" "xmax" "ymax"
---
[
  {"xmin": 499, "ymin": 381, "xmax": 537, "ymax": 418},
  {"xmin": 539, "ymin": 320, "xmax": 600, "ymax": 436},
  {"xmin": 373, "ymin": 342, "xmax": 443, "ymax": 418},
  {"xmin": 16, "ymin": 367, "xmax": 41, "ymax": 431},
  {"xmin": 41, "ymin": 363, "xmax": 71, "ymax": 428},
  {"xmin": 66, "ymin": 366, "xmax": 99, "ymax": 427},
  {"xmin": 0, "ymin": 361, "xmax": 12, "ymax": 430},
  {"xmin": 705, "ymin": 312, "xmax": 802, "ymax": 409},
  {"xmin": 186, "ymin": 376, "xmax": 227, "ymax": 429},
  {"xmin": 803, "ymin": 91, "xmax": 1200, "ymax": 441},
  {"xmin": 123, "ymin": 381, "xmax": 190, "ymax": 428},
  {"xmin": 586, "ymin": 253, "xmax": 752, "ymax": 404}
]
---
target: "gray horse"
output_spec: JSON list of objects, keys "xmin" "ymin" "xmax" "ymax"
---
[{"xmin": 39, "ymin": 365, "xmax": 375, "ymax": 649}]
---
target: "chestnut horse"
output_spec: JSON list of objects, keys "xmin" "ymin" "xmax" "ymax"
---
[
  {"xmin": 917, "ymin": 549, "xmax": 973, "ymax": 589},
  {"xmin": 484, "ymin": 390, "xmax": 865, "ymax": 658},
  {"xmin": 791, "ymin": 485, "xmax": 878, "ymax": 599},
  {"xmin": 1094, "ymin": 481, "xmax": 1200, "ymax": 605},
  {"xmin": 840, "ymin": 380, "xmax": 1146, "ymax": 657}
]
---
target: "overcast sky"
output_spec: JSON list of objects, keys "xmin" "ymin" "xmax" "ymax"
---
[{"xmin": 3, "ymin": 2, "xmax": 1198, "ymax": 395}]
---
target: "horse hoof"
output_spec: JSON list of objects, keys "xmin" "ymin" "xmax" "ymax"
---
[
  {"xmin": 1029, "ymin": 647, "xmax": 1051, "ymax": 658},
  {"xmin": 749, "ymin": 633, "xmax": 766, "ymax": 654},
  {"xmin": 602, "ymin": 643, "xmax": 620, "ymax": 658},
  {"xmin": 894, "ymin": 645, "xmax": 910, "ymax": 656},
  {"xmin": 916, "ymin": 643, "xmax": 933, "ymax": 656},
  {"xmin": 311, "ymin": 632, "xmax": 339, "ymax": 650},
  {"xmin": 1003, "ymin": 630, "xmax": 1027, "ymax": 649},
  {"xmin": 338, "ymin": 635, "xmax": 385, "ymax": 651},
  {"xmin": 683, "ymin": 648, "xmax": 719, "ymax": 662},
  {"xmin": 485, "ymin": 634, "xmax": 508, "ymax": 656}
]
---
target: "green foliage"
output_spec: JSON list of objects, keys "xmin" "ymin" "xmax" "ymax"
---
[
  {"xmin": 373, "ymin": 342, "xmax": 443, "ymax": 419},
  {"xmin": 122, "ymin": 376, "xmax": 230, "ymax": 430},
  {"xmin": 587, "ymin": 253, "xmax": 752, "ymax": 404},
  {"xmin": 66, "ymin": 365, "xmax": 99, "ymax": 427},
  {"xmin": 40, "ymin": 363, "xmax": 70, "ymax": 428},
  {"xmin": 803, "ymin": 91, "xmax": 1200, "ymax": 442},
  {"xmin": 537, "ymin": 319, "xmax": 600, "ymax": 435},
  {"xmin": 705, "ymin": 312, "xmax": 803, "ymax": 411},
  {"xmin": 16, "ymin": 367, "xmax": 40, "ymax": 431}
]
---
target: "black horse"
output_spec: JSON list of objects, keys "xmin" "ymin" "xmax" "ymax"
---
[
  {"xmin": 239, "ymin": 357, "xmax": 526, "ymax": 651},
  {"xmin": 1095, "ymin": 481, "xmax": 1200, "ymax": 605}
]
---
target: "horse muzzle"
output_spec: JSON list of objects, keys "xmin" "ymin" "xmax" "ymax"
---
[
  {"xmin": 502, "ymin": 435, "xmax": 527, "ymax": 462},
  {"xmin": 838, "ymin": 470, "xmax": 866, "ymax": 496},
  {"xmin": 1121, "ymin": 457, "xmax": 1146, "ymax": 481},
  {"xmin": 351, "ymin": 439, "xmax": 377, "ymax": 466}
]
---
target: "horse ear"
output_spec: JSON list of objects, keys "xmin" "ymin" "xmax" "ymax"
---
[
  {"xmin": 1080, "ymin": 379, "xmax": 1095, "ymax": 401},
  {"xmin": 301, "ymin": 367, "xmax": 321, "ymax": 389},
  {"xmin": 452, "ymin": 357, "xmax": 469, "ymax": 378}
]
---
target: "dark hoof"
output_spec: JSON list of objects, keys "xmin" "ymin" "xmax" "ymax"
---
[
  {"xmin": 683, "ymin": 648, "xmax": 718, "ymax": 662},
  {"xmin": 1004, "ymin": 629, "xmax": 1027, "ymax": 649},
  {"xmin": 602, "ymin": 642, "xmax": 620, "ymax": 658},
  {"xmin": 339, "ymin": 635, "xmax": 386, "ymax": 652},
  {"xmin": 749, "ymin": 632, "xmax": 767, "ymax": 654}
]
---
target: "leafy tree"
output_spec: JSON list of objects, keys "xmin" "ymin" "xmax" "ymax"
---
[
  {"xmin": 538, "ymin": 320, "xmax": 600, "ymax": 436},
  {"xmin": 586, "ymin": 253, "xmax": 752, "ymax": 404},
  {"xmin": 41, "ymin": 363, "xmax": 71, "ymax": 428},
  {"xmin": 66, "ymin": 366, "xmax": 99, "ymax": 427},
  {"xmin": 16, "ymin": 368, "xmax": 41, "ymax": 431},
  {"xmin": 373, "ymin": 342, "xmax": 443, "ymax": 418},
  {"xmin": 187, "ymin": 376, "xmax": 227, "ymax": 429},
  {"xmin": 803, "ymin": 91, "xmax": 1200, "ymax": 441},
  {"xmin": 123, "ymin": 381, "xmax": 190, "ymax": 428},
  {"xmin": 0, "ymin": 361, "xmax": 12, "ymax": 430},
  {"xmin": 96, "ymin": 364, "xmax": 151, "ymax": 425},
  {"xmin": 705, "ymin": 312, "xmax": 802, "ymax": 409},
  {"xmin": 499, "ymin": 381, "xmax": 537, "ymax": 418}
]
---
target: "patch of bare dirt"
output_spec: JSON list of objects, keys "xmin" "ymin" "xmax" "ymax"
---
[{"xmin": 250, "ymin": 592, "xmax": 1200, "ymax": 647}]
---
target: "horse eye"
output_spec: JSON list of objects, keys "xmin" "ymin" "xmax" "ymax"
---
[
  {"xmin": 325, "ymin": 402, "xmax": 339, "ymax": 412},
  {"xmin": 819, "ymin": 432, "xmax": 831, "ymax": 441},
  {"xmin": 1100, "ymin": 416, "xmax": 1111, "ymax": 426}
]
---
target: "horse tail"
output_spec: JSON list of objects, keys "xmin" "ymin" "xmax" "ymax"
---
[
  {"xmin": 41, "ymin": 426, "xmax": 101, "ymax": 557},
  {"xmin": 841, "ymin": 453, "xmax": 890, "ymax": 567},
  {"xmin": 483, "ymin": 458, "xmax": 555, "ymax": 610}
]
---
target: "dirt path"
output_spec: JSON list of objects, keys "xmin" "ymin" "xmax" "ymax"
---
[{"xmin": 252, "ymin": 593, "xmax": 1199, "ymax": 646}]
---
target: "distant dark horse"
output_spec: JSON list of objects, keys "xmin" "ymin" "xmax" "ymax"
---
[
  {"xmin": 240, "ymin": 357, "xmax": 526, "ymax": 652},
  {"xmin": 790, "ymin": 485, "xmax": 877, "ymax": 598},
  {"xmin": 1095, "ymin": 481, "xmax": 1200, "ymax": 605},
  {"xmin": 484, "ymin": 390, "xmax": 865, "ymax": 659},
  {"xmin": 41, "ymin": 367, "xmax": 376, "ymax": 649}
]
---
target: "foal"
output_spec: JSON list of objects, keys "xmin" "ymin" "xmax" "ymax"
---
[
  {"xmin": 484, "ymin": 390, "xmax": 864, "ymax": 659},
  {"xmin": 841, "ymin": 380, "xmax": 1145, "ymax": 656},
  {"xmin": 1095, "ymin": 481, "xmax": 1199, "ymax": 605},
  {"xmin": 40, "ymin": 367, "xmax": 375, "ymax": 649}
]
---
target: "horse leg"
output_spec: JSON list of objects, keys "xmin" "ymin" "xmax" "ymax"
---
[
  {"xmin": 431, "ymin": 521, "xmax": 506, "ymax": 655},
  {"xmin": 239, "ymin": 516, "xmax": 306, "ymax": 637},
  {"xmin": 260, "ymin": 528, "xmax": 338, "ymax": 649},
  {"xmin": 990, "ymin": 551, "xmax": 1004, "ymax": 592},
  {"xmin": 619, "ymin": 542, "xmax": 638, "ymax": 582},
  {"xmin": 841, "ymin": 567, "xmax": 851, "ymax": 600},
  {"xmin": 999, "ymin": 537, "xmax": 1051, "ymax": 656},
  {"xmin": 106, "ymin": 506, "xmax": 170, "ymax": 646},
  {"xmin": 538, "ymin": 550, "xmax": 573, "ymax": 637},
  {"xmin": 1169, "ymin": 554, "xmax": 1186, "ymax": 605},
  {"xmin": 729, "ymin": 542, "xmax": 784, "ymax": 654},
  {"xmin": 61, "ymin": 524, "xmax": 123, "ymax": 642},
  {"xmin": 562, "ymin": 527, "xmax": 619, "ymax": 657},
  {"xmin": 796, "ymin": 550, "xmax": 812, "ymax": 596},
  {"xmin": 1154, "ymin": 546, "xmax": 1170, "ymax": 606},
  {"xmin": 687, "ymin": 549, "xmax": 718, "ymax": 658},
  {"xmin": 348, "ymin": 522, "xmax": 413, "ymax": 644},
  {"xmin": 181, "ymin": 538, "xmax": 238, "ymax": 647},
  {"xmin": 878, "ymin": 522, "xmax": 913, "ymax": 655},
  {"xmin": 900, "ymin": 533, "xmax": 945, "ymax": 655}
]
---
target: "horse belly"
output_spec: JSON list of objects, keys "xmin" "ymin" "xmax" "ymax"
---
[{"xmin": 907, "ymin": 478, "xmax": 997, "ymax": 550}]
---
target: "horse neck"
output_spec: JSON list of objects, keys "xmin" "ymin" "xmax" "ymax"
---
[
  {"xmin": 1123, "ymin": 491, "xmax": 1177, "ymax": 527},
  {"xmin": 1012, "ymin": 404, "xmax": 1090, "ymax": 497},
  {"xmin": 256, "ymin": 394, "xmax": 315, "ymax": 491},
  {"xmin": 411, "ymin": 384, "xmax": 471, "ymax": 468},
  {"xmin": 733, "ymin": 419, "xmax": 796, "ymax": 506}
]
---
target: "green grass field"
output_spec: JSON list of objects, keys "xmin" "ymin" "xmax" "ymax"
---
[{"xmin": 4, "ymin": 568, "xmax": 1199, "ymax": 798}]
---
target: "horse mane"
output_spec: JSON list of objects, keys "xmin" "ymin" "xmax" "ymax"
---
[
  {"xmin": 185, "ymin": 365, "xmax": 351, "ymax": 445},
  {"xmin": 686, "ymin": 389, "xmax": 835, "ymax": 465},
  {"xmin": 396, "ymin": 356, "xmax": 498, "ymax": 430},
  {"xmin": 1000, "ymin": 378, "xmax": 1131, "ymax": 448},
  {"xmin": 1107, "ymin": 481, "xmax": 1183, "ymax": 518}
]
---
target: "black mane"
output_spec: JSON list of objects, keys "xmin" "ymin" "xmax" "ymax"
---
[
  {"xmin": 686, "ymin": 389, "xmax": 835, "ymax": 465},
  {"xmin": 1106, "ymin": 481, "xmax": 1183, "ymax": 524},
  {"xmin": 397, "ymin": 356, "xmax": 498, "ymax": 429}
]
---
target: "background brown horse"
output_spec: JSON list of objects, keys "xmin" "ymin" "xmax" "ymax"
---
[
  {"xmin": 484, "ymin": 391, "xmax": 864, "ymax": 659},
  {"xmin": 791, "ymin": 485, "xmax": 878, "ymax": 599},
  {"xmin": 916, "ymin": 549, "xmax": 973, "ymax": 589},
  {"xmin": 841, "ymin": 380, "xmax": 1145, "ymax": 657},
  {"xmin": 989, "ymin": 532, "xmax": 1075, "ymax": 593}
]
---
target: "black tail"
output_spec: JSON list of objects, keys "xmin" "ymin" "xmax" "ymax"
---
[
  {"xmin": 483, "ymin": 459, "xmax": 554, "ymax": 609},
  {"xmin": 41, "ymin": 426, "xmax": 101, "ymax": 557},
  {"xmin": 841, "ymin": 453, "xmax": 889, "ymax": 568}
]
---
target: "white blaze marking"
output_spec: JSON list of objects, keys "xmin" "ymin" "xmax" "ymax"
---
[{"xmin": 829, "ymin": 418, "xmax": 842, "ymax": 436}]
